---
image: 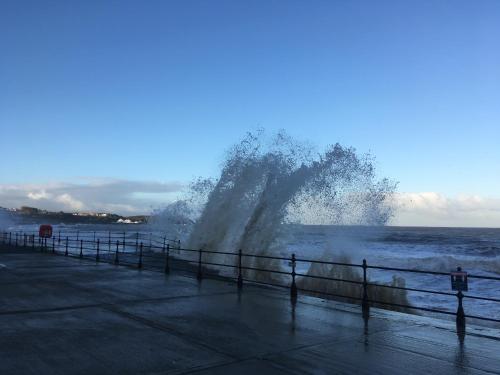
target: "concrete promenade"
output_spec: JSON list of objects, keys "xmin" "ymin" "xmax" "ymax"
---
[{"xmin": 1, "ymin": 246, "xmax": 500, "ymax": 374}]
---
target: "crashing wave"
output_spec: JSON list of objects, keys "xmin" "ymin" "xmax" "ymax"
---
[{"xmin": 151, "ymin": 130, "xmax": 407, "ymax": 309}]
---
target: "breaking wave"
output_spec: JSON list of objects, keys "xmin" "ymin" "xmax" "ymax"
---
[
  {"xmin": 152, "ymin": 130, "xmax": 408, "ymax": 309},
  {"xmin": 399, "ymin": 255, "xmax": 500, "ymax": 275}
]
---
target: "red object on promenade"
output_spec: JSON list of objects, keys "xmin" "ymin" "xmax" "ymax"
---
[{"xmin": 39, "ymin": 225, "xmax": 53, "ymax": 238}]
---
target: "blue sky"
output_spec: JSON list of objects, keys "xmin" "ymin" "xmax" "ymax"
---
[{"xmin": 1, "ymin": 1, "xmax": 499, "ymax": 225}]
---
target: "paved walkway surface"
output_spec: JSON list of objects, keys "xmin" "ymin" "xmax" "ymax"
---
[{"xmin": 1, "ymin": 247, "xmax": 500, "ymax": 374}]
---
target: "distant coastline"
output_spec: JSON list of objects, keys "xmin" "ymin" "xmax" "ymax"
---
[{"xmin": 0, "ymin": 206, "xmax": 148, "ymax": 225}]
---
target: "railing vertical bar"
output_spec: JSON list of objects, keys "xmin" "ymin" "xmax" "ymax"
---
[
  {"xmin": 197, "ymin": 249, "xmax": 203, "ymax": 281},
  {"xmin": 362, "ymin": 259, "xmax": 370, "ymax": 316},
  {"xmin": 164, "ymin": 244, "xmax": 170, "ymax": 274},
  {"xmin": 291, "ymin": 253, "xmax": 297, "ymax": 302},
  {"xmin": 237, "ymin": 249, "xmax": 243, "ymax": 289},
  {"xmin": 114, "ymin": 240, "xmax": 120, "ymax": 265},
  {"xmin": 138, "ymin": 242, "xmax": 143, "ymax": 269}
]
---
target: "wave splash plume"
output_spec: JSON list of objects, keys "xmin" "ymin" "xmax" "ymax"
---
[{"xmin": 153, "ymin": 130, "xmax": 408, "ymax": 310}]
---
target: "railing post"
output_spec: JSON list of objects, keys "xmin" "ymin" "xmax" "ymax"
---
[
  {"xmin": 96, "ymin": 239, "xmax": 100, "ymax": 262},
  {"xmin": 237, "ymin": 249, "xmax": 243, "ymax": 289},
  {"xmin": 65, "ymin": 237, "xmax": 69, "ymax": 256},
  {"xmin": 135, "ymin": 232, "xmax": 139, "ymax": 253},
  {"xmin": 15, "ymin": 232, "xmax": 18, "ymax": 247},
  {"xmin": 291, "ymin": 253, "xmax": 298, "ymax": 301},
  {"xmin": 162, "ymin": 236, "xmax": 166, "ymax": 253},
  {"xmin": 164, "ymin": 244, "xmax": 170, "ymax": 274},
  {"xmin": 362, "ymin": 259, "xmax": 370, "ymax": 315},
  {"xmin": 79, "ymin": 239, "xmax": 83, "ymax": 258},
  {"xmin": 23, "ymin": 234, "xmax": 26, "ymax": 247},
  {"xmin": 114, "ymin": 240, "xmax": 119, "ymax": 265},
  {"xmin": 52, "ymin": 237, "xmax": 55, "ymax": 253},
  {"xmin": 197, "ymin": 249, "xmax": 203, "ymax": 281},
  {"xmin": 456, "ymin": 290, "xmax": 466, "ymax": 332},
  {"xmin": 58, "ymin": 231, "xmax": 61, "ymax": 245},
  {"xmin": 122, "ymin": 232, "xmax": 126, "ymax": 252},
  {"xmin": 32, "ymin": 235, "xmax": 35, "ymax": 249},
  {"xmin": 138, "ymin": 242, "xmax": 143, "ymax": 269}
]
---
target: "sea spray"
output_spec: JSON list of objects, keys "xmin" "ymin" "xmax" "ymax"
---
[
  {"xmin": 300, "ymin": 254, "xmax": 411, "ymax": 313},
  {"xmin": 151, "ymin": 130, "xmax": 409, "ymax": 309},
  {"xmin": 148, "ymin": 178, "xmax": 214, "ymax": 243},
  {"xmin": 187, "ymin": 130, "xmax": 395, "ymax": 263}
]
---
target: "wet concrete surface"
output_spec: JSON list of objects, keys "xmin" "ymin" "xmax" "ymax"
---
[{"xmin": 1, "ymin": 247, "xmax": 500, "ymax": 374}]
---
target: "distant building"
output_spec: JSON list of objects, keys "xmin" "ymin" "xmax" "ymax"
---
[{"xmin": 20, "ymin": 206, "xmax": 41, "ymax": 215}]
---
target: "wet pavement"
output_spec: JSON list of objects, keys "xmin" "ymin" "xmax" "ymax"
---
[{"xmin": 1, "ymin": 247, "xmax": 500, "ymax": 374}]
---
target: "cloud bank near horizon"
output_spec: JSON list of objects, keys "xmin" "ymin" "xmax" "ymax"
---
[
  {"xmin": 1, "ymin": 180, "xmax": 499, "ymax": 227},
  {"xmin": 0, "ymin": 179, "xmax": 183, "ymax": 215},
  {"xmin": 393, "ymin": 192, "xmax": 500, "ymax": 228}
]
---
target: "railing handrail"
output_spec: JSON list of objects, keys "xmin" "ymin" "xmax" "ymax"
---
[
  {"xmin": 3, "ymin": 229, "xmax": 500, "ymax": 282},
  {"xmin": 3, "ymin": 229, "xmax": 179, "ymax": 244},
  {"xmin": 1, "ymin": 230, "xmax": 499, "ymax": 327}
]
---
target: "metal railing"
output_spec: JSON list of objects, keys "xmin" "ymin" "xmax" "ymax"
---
[{"xmin": 1, "ymin": 230, "xmax": 499, "ymax": 334}]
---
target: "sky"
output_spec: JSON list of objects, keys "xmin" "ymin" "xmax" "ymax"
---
[{"xmin": 1, "ymin": 1, "xmax": 499, "ymax": 226}]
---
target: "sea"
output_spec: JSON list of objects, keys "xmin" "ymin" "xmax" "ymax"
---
[{"xmin": 287, "ymin": 225, "xmax": 500, "ymax": 324}]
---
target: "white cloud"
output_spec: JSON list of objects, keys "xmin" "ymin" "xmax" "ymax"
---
[
  {"xmin": 0, "ymin": 179, "xmax": 183, "ymax": 215},
  {"xmin": 27, "ymin": 190, "xmax": 50, "ymax": 200},
  {"xmin": 392, "ymin": 192, "xmax": 500, "ymax": 227},
  {"xmin": 55, "ymin": 193, "xmax": 84, "ymax": 211}
]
